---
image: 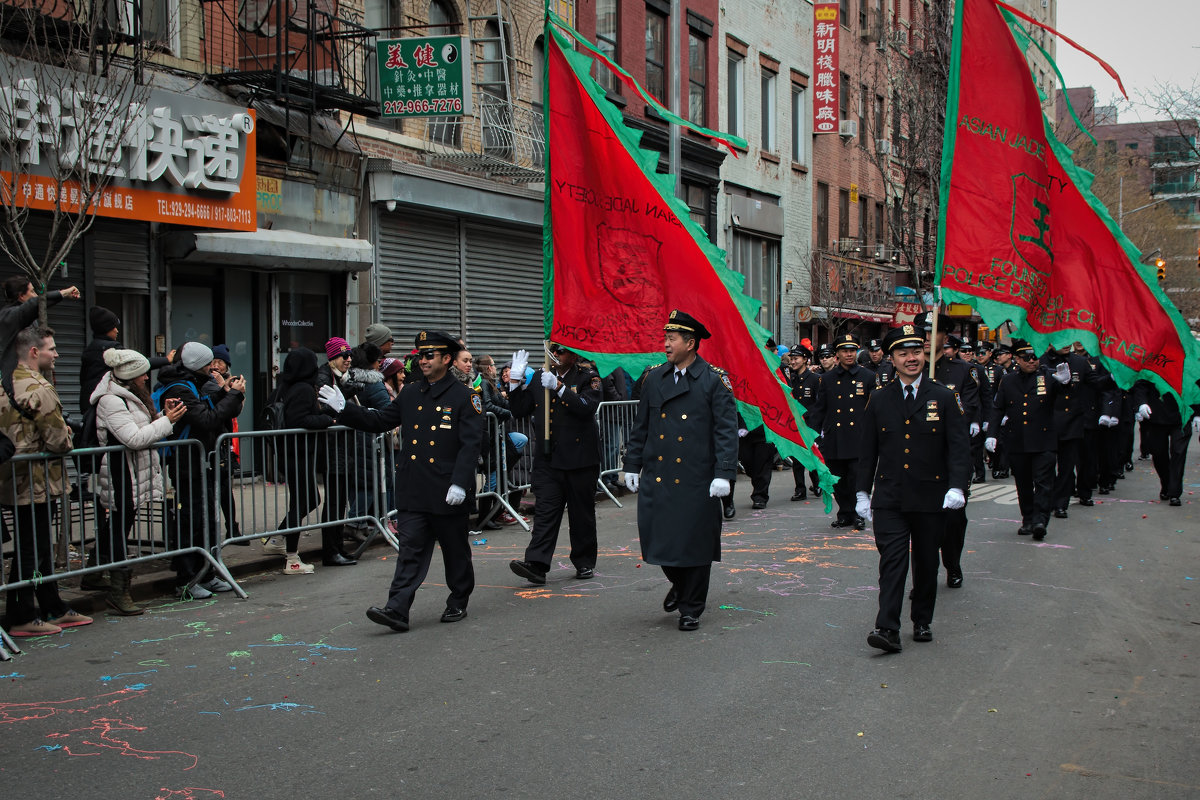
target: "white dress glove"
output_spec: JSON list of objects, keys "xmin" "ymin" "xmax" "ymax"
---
[
  {"xmin": 317, "ymin": 384, "xmax": 346, "ymax": 413},
  {"xmin": 624, "ymin": 472, "xmax": 640, "ymax": 492},
  {"xmin": 540, "ymin": 371, "xmax": 559, "ymax": 390},
  {"xmin": 445, "ymin": 485, "xmax": 466, "ymax": 506},
  {"xmin": 1001, "ymin": 415, "xmax": 1008, "ymax": 426},
  {"xmin": 982, "ymin": 421, "xmax": 989, "ymax": 433},
  {"xmin": 709, "ymin": 478, "xmax": 731, "ymax": 498},
  {"xmin": 943, "ymin": 488, "xmax": 966, "ymax": 510},
  {"xmin": 1053, "ymin": 362, "xmax": 1072, "ymax": 384},
  {"xmin": 737, "ymin": 428, "xmax": 748, "ymax": 438},
  {"xmin": 1098, "ymin": 415, "xmax": 1115, "ymax": 427},
  {"xmin": 969, "ymin": 422, "xmax": 981, "ymax": 436},
  {"xmin": 1192, "ymin": 417, "xmax": 1200, "ymax": 434},
  {"xmin": 855, "ymin": 491, "xmax": 872, "ymax": 522},
  {"xmin": 510, "ymin": 349, "xmax": 529, "ymax": 387},
  {"xmin": 984, "ymin": 437, "xmax": 997, "ymax": 453},
  {"xmin": 1137, "ymin": 404, "xmax": 1152, "ymax": 422}
]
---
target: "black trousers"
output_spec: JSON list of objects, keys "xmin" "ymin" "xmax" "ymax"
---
[
  {"xmin": 661, "ymin": 564, "xmax": 712, "ymax": 617},
  {"xmin": 826, "ymin": 457, "xmax": 858, "ymax": 522},
  {"xmin": 383, "ymin": 510, "xmax": 475, "ymax": 619},
  {"xmin": 1138, "ymin": 421, "xmax": 1152, "ymax": 457},
  {"xmin": 873, "ymin": 509, "xmax": 944, "ymax": 632},
  {"xmin": 280, "ymin": 447, "xmax": 322, "ymax": 554},
  {"xmin": 96, "ymin": 450, "xmax": 138, "ymax": 565},
  {"xmin": 525, "ymin": 463, "xmax": 599, "ymax": 572},
  {"xmin": 1118, "ymin": 420, "xmax": 1135, "ymax": 465},
  {"xmin": 1076, "ymin": 429, "xmax": 1100, "ymax": 499},
  {"xmin": 992, "ymin": 438, "xmax": 1009, "ymax": 473},
  {"xmin": 738, "ymin": 438, "xmax": 776, "ymax": 504},
  {"xmin": 167, "ymin": 453, "xmax": 214, "ymax": 581},
  {"xmin": 940, "ymin": 506, "xmax": 968, "ymax": 576},
  {"xmin": 4, "ymin": 503, "xmax": 69, "ymax": 626},
  {"xmin": 1052, "ymin": 438, "xmax": 1081, "ymax": 510},
  {"xmin": 971, "ymin": 432, "xmax": 985, "ymax": 477},
  {"xmin": 1009, "ymin": 450, "xmax": 1056, "ymax": 527},
  {"xmin": 1097, "ymin": 426, "xmax": 1123, "ymax": 487},
  {"xmin": 216, "ymin": 448, "xmax": 241, "ymax": 538},
  {"xmin": 1142, "ymin": 423, "xmax": 1190, "ymax": 499}
]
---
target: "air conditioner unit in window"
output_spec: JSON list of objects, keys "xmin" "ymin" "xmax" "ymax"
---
[
  {"xmin": 873, "ymin": 244, "xmax": 893, "ymax": 263},
  {"xmin": 838, "ymin": 238, "xmax": 862, "ymax": 254},
  {"xmin": 839, "ymin": 119, "xmax": 858, "ymax": 138},
  {"xmin": 876, "ymin": 139, "xmax": 893, "ymax": 155}
]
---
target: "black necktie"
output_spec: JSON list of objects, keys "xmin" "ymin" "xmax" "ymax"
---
[
  {"xmin": 905, "ymin": 384, "xmax": 916, "ymax": 415},
  {"xmin": 674, "ymin": 371, "xmax": 682, "ymax": 384}
]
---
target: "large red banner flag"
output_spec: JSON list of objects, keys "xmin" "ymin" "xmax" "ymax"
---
[
  {"xmin": 937, "ymin": 0, "xmax": 1200, "ymax": 411},
  {"xmin": 544, "ymin": 20, "xmax": 836, "ymax": 501}
]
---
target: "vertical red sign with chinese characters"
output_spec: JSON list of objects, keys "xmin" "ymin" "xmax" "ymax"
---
[{"xmin": 813, "ymin": 1, "xmax": 840, "ymax": 133}]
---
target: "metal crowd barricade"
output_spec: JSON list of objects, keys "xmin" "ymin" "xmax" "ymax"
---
[
  {"xmin": 501, "ymin": 411, "xmax": 538, "ymax": 525},
  {"xmin": 0, "ymin": 438, "xmax": 240, "ymax": 656},
  {"xmin": 212, "ymin": 426, "xmax": 395, "ymax": 575},
  {"xmin": 474, "ymin": 412, "xmax": 529, "ymax": 532},
  {"xmin": 594, "ymin": 400, "xmax": 638, "ymax": 508}
]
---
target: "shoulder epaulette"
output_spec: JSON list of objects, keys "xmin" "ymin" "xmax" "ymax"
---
[
  {"xmin": 708, "ymin": 364, "xmax": 727, "ymax": 375},
  {"xmin": 642, "ymin": 362, "xmax": 665, "ymax": 374}
]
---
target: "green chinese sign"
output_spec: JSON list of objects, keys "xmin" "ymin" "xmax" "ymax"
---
[{"xmin": 376, "ymin": 36, "xmax": 472, "ymax": 118}]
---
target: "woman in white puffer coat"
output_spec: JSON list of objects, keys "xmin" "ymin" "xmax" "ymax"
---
[{"xmin": 89, "ymin": 348, "xmax": 185, "ymax": 614}]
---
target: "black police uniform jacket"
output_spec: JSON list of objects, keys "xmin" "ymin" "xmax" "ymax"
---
[
  {"xmin": 789, "ymin": 369, "xmax": 820, "ymax": 425},
  {"xmin": 987, "ymin": 366, "xmax": 1062, "ymax": 453},
  {"xmin": 1042, "ymin": 352, "xmax": 1111, "ymax": 437},
  {"xmin": 809, "ymin": 363, "xmax": 877, "ymax": 459},
  {"xmin": 509, "ymin": 364, "xmax": 602, "ymax": 470},
  {"xmin": 932, "ymin": 355, "xmax": 982, "ymax": 427},
  {"xmin": 623, "ymin": 356, "xmax": 739, "ymax": 567},
  {"xmin": 337, "ymin": 373, "xmax": 484, "ymax": 515},
  {"xmin": 857, "ymin": 377, "xmax": 971, "ymax": 512}
]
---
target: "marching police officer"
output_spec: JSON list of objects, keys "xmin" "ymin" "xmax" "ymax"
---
[
  {"xmin": 507, "ymin": 343, "xmax": 603, "ymax": 583},
  {"xmin": 856, "ymin": 323, "xmax": 970, "ymax": 652},
  {"xmin": 787, "ymin": 344, "xmax": 821, "ymax": 501},
  {"xmin": 320, "ymin": 330, "xmax": 484, "ymax": 631},
  {"xmin": 986, "ymin": 343, "xmax": 1013, "ymax": 478},
  {"xmin": 623, "ymin": 310, "xmax": 738, "ymax": 632},
  {"xmin": 1041, "ymin": 344, "xmax": 1111, "ymax": 517},
  {"xmin": 809, "ymin": 334, "xmax": 877, "ymax": 528},
  {"xmin": 861, "ymin": 339, "xmax": 886, "ymax": 375},
  {"xmin": 985, "ymin": 339, "xmax": 1071, "ymax": 539}
]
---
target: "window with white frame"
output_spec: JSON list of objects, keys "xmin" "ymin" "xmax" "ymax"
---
[
  {"xmin": 791, "ymin": 83, "xmax": 807, "ymax": 165},
  {"xmin": 727, "ymin": 51, "xmax": 744, "ymax": 138},
  {"xmin": 760, "ymin": 68, "xmax": 776, "ymax": 152}
]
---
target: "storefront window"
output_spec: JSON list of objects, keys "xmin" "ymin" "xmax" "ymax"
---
[{"xmin": 277, "ymin": 273, "xmax": 333, "ymax": 356}]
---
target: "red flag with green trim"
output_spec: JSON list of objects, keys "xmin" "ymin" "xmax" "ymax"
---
[
  {"xmin": 544, "ymin": 18, "xmax": 836, "ymax": 502},
  {"xmin": 937, "ymin": 0, "xmax": 1200, "ymax": 411}
]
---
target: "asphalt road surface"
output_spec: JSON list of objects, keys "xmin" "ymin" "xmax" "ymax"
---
[{"xmin": 4, "ymin": 453, "xmax": 1198, "ymax": 799}]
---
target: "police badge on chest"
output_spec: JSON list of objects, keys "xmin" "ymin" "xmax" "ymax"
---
[
  {"xmin": 925, "ymin": 400, "xmax": 940, "ymax": 421},
  {"xmin": 1036, "ymin": 376, "xmax": 1047, "ymax": 396}
]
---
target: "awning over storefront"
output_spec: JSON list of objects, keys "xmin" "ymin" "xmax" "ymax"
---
[
  {"xmin": 810, "ymin": 306, "xmax": 895, "ymax": 325},
  {"xmin": 163, "ymin": 228, "xmax": 373, "ymax": 273}
]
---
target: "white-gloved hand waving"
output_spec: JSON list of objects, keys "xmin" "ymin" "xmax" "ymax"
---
[
  {"xmin": 445, "ymin": 485, "xmax": 466, "ymax": 506},
  {"xmin": 709, "ymin": 478, "xmax": 731, "ymax": 498},
  {"xmin": 855, "ymin": 491, "xmax": 872, "ymax": 522},
  {"xmin": 984, "ymin": 437, "xmax": 997, "ymax": 453},
  {"xmin": 510, "ymin": 349, "xmax": 529, "ymax": 387},
  {"xmin": 943, "ymin": 488, "xmax": 966, "ymax": 510},
  {"xmin": 540, "ymin": 371, "xmax": 558, "ymax": 390},
  {"xmin": 1053, "ymin": 362, "xmax": 1072, "ymax": 384},
  {"xmin": 969, "ymin": 422, "xmax": 981, "ymax": 436},
  {"xmin": 317, "ymin": 384, "xmax": 346, "ymax": 413},
  {"xmin": 624, "ymin": 472, "xmax": 640, "ymax": 492}
]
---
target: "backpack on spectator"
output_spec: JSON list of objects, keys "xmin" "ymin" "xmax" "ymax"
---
[
  {"xmin": 151, "ymin": 381, "xmax": 210, "ymax": 455},
  {"xmin": 260, "ymin": 386, "xmax": 287, "ymax": 430}
]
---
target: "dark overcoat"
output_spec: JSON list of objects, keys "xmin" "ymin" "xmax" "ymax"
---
[{"xmin": 623, "ymin": 356, "xmax": 738, "ymax": 567}]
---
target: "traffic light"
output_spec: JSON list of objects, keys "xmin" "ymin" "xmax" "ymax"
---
[{"xmin": 1156, "ymin": 257, "xmax": 1166, "ymax": 281}]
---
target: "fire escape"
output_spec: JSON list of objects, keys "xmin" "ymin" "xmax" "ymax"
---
[
  {"xmin": 423, "ymin": 0, "xmax": 561, "ymax": 183},
  {"xmin": 199, "ymin": 0, "xmax": 378, "ymax": 167}
]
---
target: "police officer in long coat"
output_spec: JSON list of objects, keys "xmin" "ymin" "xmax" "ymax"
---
[
  {"xmin": 809, "ymin": 334, "xmax": 877, "ymax": 528},
  {"xmin": 985, "ymin": 339, "xmax": 1071, "ymax": 539},
  {"xmin": 787, "ymin": 345, "xmax": 821, "ymax": 501},
  {"xmin": 856, "ymin": 324, "xmax": 970, "ymax": 652},
  {"xmin": 507, "ymin": 344, "xmax": 603, "ymax": 584},
  {"xmin": 320, "ymin": 330, "xmax": 484, "ymax": 631},
  {"xmin": 623, "ymin": 311, "xmax": 738, "ymax": 632}
]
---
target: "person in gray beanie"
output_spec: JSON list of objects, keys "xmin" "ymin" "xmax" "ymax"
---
[
  {"xmin": 156, "ymin": 342, "xmax": 245, "ymax": 598},
  {"xmin": 362, "ymin": 323, "xmax": 394, "ymax": 356}
]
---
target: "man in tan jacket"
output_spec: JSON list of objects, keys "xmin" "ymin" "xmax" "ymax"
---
[{"xmin": 0, "ymin": 324, "xmax": 92, "ymax": 637}]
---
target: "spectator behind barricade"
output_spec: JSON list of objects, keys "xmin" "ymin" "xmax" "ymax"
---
[
  {"xmin": 347, "ymin": 343, "xmax": 387, "ymax": 533},
  {"xmin": 599, "ymin": 365, "xmax": 630, "ymax": 496},
  {"xmin": 0, "ymin": 277, "xmax": 80, "ymax": 393},
  {"xmin": 90, "ymin": 348, "xmax": 186, "ymax": 615},
  {"xmin": 451, "ymin": 347, "xmax": 475, "ymax": 386},
  {"xmin": 0, "ymin": 324, "xmax": 91, "ymax": 636},
  {"xmin": 380, "ymin": 357, "xmax": 405, "ymax": 527},
  {"xmin": 363, "ymin": 323, "xmax": 395, "ymax": 357},
  {"xmin": 202, "ymin": 344, "xmax": 243, "ymax": 544},
  {"xmin": 273, "ymin": 347, "xmax": 355, "ymax": 571},
  {"xmin": 474, "ymin": 354, "xmax": 511, "ymax": 530},
  {"xmin": 314, "ymin": 337, "xmax": 365, "ymax": 552},
  {"xmin": 157, "ymin": 342, "xmax": 244, "ymax": 598}
]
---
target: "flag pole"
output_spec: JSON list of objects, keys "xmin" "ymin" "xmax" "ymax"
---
[
  {"xmin": 927, "ymin": 289, "xmax": 941, "ymax": 381},
  {"xmin": 543, "ymin": 342, "xmax": 552, "ymax": 457},
  {"xmin": 669, "ymin": 0, "xmax": 681, "ymax": 197}
]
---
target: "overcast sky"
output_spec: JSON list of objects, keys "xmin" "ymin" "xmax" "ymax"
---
[{"xmin": 1054, "ymin": 0, "xmax": 1199, "ymax": 120}]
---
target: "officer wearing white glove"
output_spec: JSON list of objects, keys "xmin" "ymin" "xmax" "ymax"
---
[
  {"xmin": 445, "ymin": 485, "xmax": 466, "ymax": 505},
  {"xmin": 509, "ymin": 349, "xmax": 529, "ymax": 388},
  {"xmin": 1136, "ymin": 403, "xmax": 1152, "ymax": 422},
  {"xmin": 708, "ymin": 478, "xmax": 730, "ymax": 498},
  {"xmin": 984, "ymin": 437, "xmax": 997, "ymax": 452},
  {"xmin": 855, "ymin": 491, "xmax": 873, "ymax": 523},
  {"xmin": 1193, "ymin": 417, "xmax": 1200, "ymax": 435},
  {"xmin": 942, "ymin": 488, "xmax": 965, "ymax": 509},
  {"xmin": 969, "ymin": 422, "xmax": 980, "ymax": 436},
  {"xmin": 1053, "ymin": 362, "xmax": 1072, "ymax": 384},
  {"xmin": 624, "ymin": 472, "xmax": 640, "ymax": 492},
  {"xmin": 737, "ymin": 428, "xmax": 748, "ymax": 438},
  {"xmin": 317, "ymin": 383, "xmax": 346, "ymax": 413}
]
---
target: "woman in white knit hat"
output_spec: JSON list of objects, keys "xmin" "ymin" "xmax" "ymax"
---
[{"xmin": 88, "ymin": 348, "xmax": 186, "ymax": 614}]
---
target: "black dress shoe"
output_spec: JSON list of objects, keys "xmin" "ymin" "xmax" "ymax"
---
[
  {"xmin": 723, "ymin": 500, "xmax": 736, "ymax": 520},
  {"xmin": 678, "ymin": 615, "xmax": 700, "ymax": 631},
  {"xmin": 1031, "ymin": 523, "xmax": 1047, "ymax": 541},
  {"xmin": 1053, "ymin": 508, "xmax": 1069, "ymax": 519},
  {"xmin": 323, "ymin": 552, "xmax": 358, "ymax": 566},
  {"xmin": 972, "ymin": 474, "xmax": 986, "ymax": 484},
  {"xmin": 1097, "ymin": 486, "xmax": 1110, "ymax": 495},
  {"xmin": 947, "ymin": 569, "xmax": 963, "ymax": 588},
  {"xmin": 440, "ymin": 607, "xmax": 468, "ymax": 623},
  {"xmin": 811, "ymin": 485, "xmax": 822, "ymax": 497},
  {"xmin": 575, "ymin": 567, "xmax": 594, "ymax": 579},
  {"xmin": 366, "ymin": 606, "xmax": 409, "ymax": 632},
  {"xmin": 1169, "ymin": 497, "xmax": 1182, "ymax": 507},
  {"xmin": 853, "ymin": 516, "xmax": 867, "ymax": 530},
  {"xmin": 751, "ymin": 500, "xmax": 766, "ymax": 510},
  {"xmin": 1079, "ymin": 497, "xmax": 1094, "ymax": 507},
  {"xmin": 867, "ymin": 628, "xmax": 902, "ymax": 653},
  {"xmin": 831, "ymin": 519, "xmax": 852, "ymax": 529},
  {"xmin": 663, "ymin": 588, "xmax": 679, "ymax": 612},
  {"xmin": 1018, "ymin": 524, "xmax": 1032, "ymax": 535},
  {"xmin": 1124, "ymin": 462, "xmax": 1134, "ymax": 472},
  {"xmin": 913, "ymin": 624, "xmax": 933, "ymax": 642},
  {"xmin": 1159, "ymin": 492, "xmax": 1169, "ymax": 501},
  {"xmin": 509, "ymin": 560, "xmax": 547, "ymax": 585},
  {"xmin": 790, "ymin": 490, "xmax": 806, "ymax": 501}
]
